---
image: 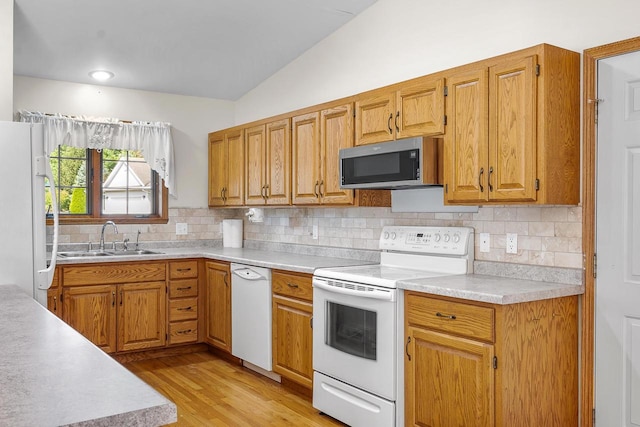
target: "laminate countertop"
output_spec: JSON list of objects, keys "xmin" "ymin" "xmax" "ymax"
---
[{"xmin": 0, "ymin": 285, "xmax": 177, "ymax": 427}]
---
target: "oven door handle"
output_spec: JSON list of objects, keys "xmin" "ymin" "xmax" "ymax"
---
[{"xmin": 313, "ymin": 279, "xmax": 395, "ymax": 302}]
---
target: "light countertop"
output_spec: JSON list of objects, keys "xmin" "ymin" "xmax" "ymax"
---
[
  {"xmin": 0, "ymin": 285, "xmax": 177, "ymax": 427},
  {"xmin": 399, "ymin": 273, "xmax": 584, "ymax": 304}
]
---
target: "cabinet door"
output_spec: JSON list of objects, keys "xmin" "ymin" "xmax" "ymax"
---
[
  {"xmin": 63, "ymin": 285, "xmax": 117, "ymax": 353},
  {"xmin": 245, "ymin": 124, "xmax": 267, "ymax": 206},
  {"xmin": 489, "ymin": 55, "xmax": 538, "ymax": 202},
  {"xmin": 208, "ymin": 132, "xmax": 227, "ymax": 206},
  {"xmin": 319, "ymin": 104, "xmax": 354, "ymax": 205},
  {"xmin": 355, "ymin": 92, "xmax": 395, "ymax": 145},
  {"xmin": 405, "ymin": 327, "xmax": 494, "ymax": 427},
  {"xmin": 272, "ymin": 295, "xmax": 313, "ymax": 388},
  {"xmin": 396, "ymin": 78, "xmax": 445, "ymax": 138},
  {"xmin": 265, "ymin": 119, "xmax": 291, "ymax": 205},
  {"xmin": 205, "ymin": 261, "xmax": 232, "ymax": 352},
  {"xmin": 292, "ymin": 112, "xmax": 321, "ymax": 205},
  {"xmin": 444, "ymin": 68, "xmax": 489, "ymax": 203},
  {"xmin": 117, "ymin": 281, "xmax": 167, "ymax": 352},
  {"xmin": 225, "ymin": 129, "xmax": 245, "ymax": 206}
]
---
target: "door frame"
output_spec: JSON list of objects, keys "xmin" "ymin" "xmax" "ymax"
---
[{"xmin": 582, "ymin": 35, "xmax": 640, "ymax": 427}]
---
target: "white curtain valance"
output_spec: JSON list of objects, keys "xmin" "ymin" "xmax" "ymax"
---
[{"xmin": 19, "ymin": 111, "xmax": 176, "ymax": 196}]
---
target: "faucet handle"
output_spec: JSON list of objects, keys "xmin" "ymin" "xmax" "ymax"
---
[
  {"xmin": 123, "ymin": 237, "xmax": 130, "ymax": 251},
  {"xmin": 88, "ymin": 241, "xmax": 93, "ymax": 251}
]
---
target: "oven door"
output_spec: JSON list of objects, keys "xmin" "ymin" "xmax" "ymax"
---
[{"xmin": 312, "ymin": 277, "xmax": 397, "ymax": 401}]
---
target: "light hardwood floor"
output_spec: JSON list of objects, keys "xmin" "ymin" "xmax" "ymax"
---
[{"xmin": 124, "ymin": 351, "xmax": 346, "ymax": 426}]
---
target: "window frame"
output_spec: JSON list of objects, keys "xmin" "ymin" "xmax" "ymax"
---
[{"xmin": 47, "ymin": 148, "xmax": 169, "ymax": 225}]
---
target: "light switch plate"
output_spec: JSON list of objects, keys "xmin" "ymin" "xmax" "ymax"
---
[
  {"xmin": 506, "ymin": 233, "xmax": 518, "ymax": 254},
  {"xmin": 176, "ymin": 223, "xmax": 188, "ymax": 235},
  {"xmin": 479, "ymin": 233, "xmax": 490, "ymax": 253},
  {"xmin": 312, "ymin": 225, "xmax": 319, "ymax": 240}
]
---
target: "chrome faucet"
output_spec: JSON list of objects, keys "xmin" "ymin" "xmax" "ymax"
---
[{"xmin": 99, "ymin": 221, "xmax": 118, "ymax": 251}]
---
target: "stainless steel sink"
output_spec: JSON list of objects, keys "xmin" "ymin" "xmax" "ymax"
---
[{"xmin": 57, "ymin": 249, "xmax": 163, "ymax": 258}]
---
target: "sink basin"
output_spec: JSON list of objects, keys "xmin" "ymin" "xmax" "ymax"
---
[
  {"xmin": 110, "ymin": 249, "xmax": 163, "ymax": 256},
  {"xmin": 58, "ymin": 250, "xmax": 114, "ymax": 258},
  {"xmin": 57, "ymin": 249, "xmax": 163, "ymax": 258}
]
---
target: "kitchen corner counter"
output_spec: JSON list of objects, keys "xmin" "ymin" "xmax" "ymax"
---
[
  {"xmin": 0, "ymin": 285, "xmax": 177, "ymax": 427},
  {"xmin": 399, "ymin": 274, "xmax": 584, "ymax": 304}
]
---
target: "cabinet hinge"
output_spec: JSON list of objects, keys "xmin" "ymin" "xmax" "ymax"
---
[
  {"xmin": 444, "ymin": 86, "xmax": 448, "ymax": 96},
  {"xmin": 535, "ymin": 64, "xmax": 540, "ymax": 76},
  {"xmin": 535, "ymin": 179, "xmax": 540, "ymax": 191},
  {"xmin": 593, "ymin": 253, "xmax": 597, "ymax": 278},
  {"xmin": 493, "ymin": 356, "xmax": 498, "ymax": 369},
  {"xmin": 443, "ymin": 115, "xmax": 447, "ymax": 126}
]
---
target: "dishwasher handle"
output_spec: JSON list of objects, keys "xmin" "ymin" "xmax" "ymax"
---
[{"xmin": 232, "ymin": 268, "xmax": 265, "ymax": 281}]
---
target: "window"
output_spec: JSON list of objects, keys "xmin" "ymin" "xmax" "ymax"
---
[{"xmin": 47, "ymin": 147, "xmax": 168, "ymax": 224}]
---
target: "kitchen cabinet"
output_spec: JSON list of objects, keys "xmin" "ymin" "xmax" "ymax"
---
[
  {"xmin": 205, "ymin": 260, "xmax": 232, "ymax": 353},
  {"xmin": 47, "ymin": 267, "xmax": 62, "ymax": 318},
  {"xmin": 167, "ymin": 260, "xmax": 199, "ymax": 345},
  {"xmin": 292, "ymin": 104, "xmax": 354, "ymax": 205},
  {"xmin": 61, "ymin": 262, "xmax": 167, "ymax": 354},
  {"xmin": 271, "ymin": 270, "xmax": 313, "ymax": 389},
  {"xmin": 245, "ymin": 119, "xmax": 291, "ymax": 206},
  {"xmin": 404, "ymin": 291, "xmax": 578, "ymax": 426},
  {"xmin": 209, "ymin": 128, "xmax": 244, "ymax": 206},
  {"xmin": 355, "ymin": 77, "xmax": 445, "ymax": 145},
  {"xmin": 444, "ymin": 44, "xmax": 580, "ymax": 205}
]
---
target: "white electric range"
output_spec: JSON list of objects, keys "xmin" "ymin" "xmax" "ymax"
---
[{"xmin": 312, "ymin": 226, "xmax": 474, "ymax": 427}]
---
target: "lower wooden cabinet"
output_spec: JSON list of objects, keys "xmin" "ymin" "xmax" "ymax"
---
[
  {"xmin": 47, "ymin": 267, "xmax": 62, "ymax": 318},
  {"xmin": 404, "ymin": 291, "xmax": 578, "ymax": 427},
  {"xmin": 205, "ymin": 260, "xmax": 232, "ymax": 353},
  {"xmin": 271, "ymin": 270, "xmax": 313, "ymax": 389},
  {"xmin": 168, "ymin": 260, "xmax": 200, "ymax": 345}
]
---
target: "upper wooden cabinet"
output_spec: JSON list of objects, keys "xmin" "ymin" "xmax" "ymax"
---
[
  {"xmin": 444, "ymin": 44, "xmax": 580, "ymax": 205},
  {"xmin": 355, "ymin": 77, "xmax": 445, "ymax": 145},
  {"xmin": 209, "ymin": 128, "xmax": 244, "ymax": 206},
  {"xmin": 245, "ymin": 119, "xmax": 291, "ymax": 206},
  {"xmin": 292, "ymin": 104, "xmax": 354, "ymax": 205}
]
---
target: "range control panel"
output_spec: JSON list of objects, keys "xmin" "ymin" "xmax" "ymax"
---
[{"xmin": 379, "ymin": 226, "xmax": 473, "ymax": 255}]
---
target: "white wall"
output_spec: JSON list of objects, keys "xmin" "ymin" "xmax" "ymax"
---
[
  {"xmin": 13, "ymin": 76, "xmax": 235, "ymax": 208},
  {"xmin": 236, "ymin": 0, "xmax": 640, "ymax": 122},
  {"xmin": 0, "ymin": 0, "xmax": 12, "ymax": 120}
]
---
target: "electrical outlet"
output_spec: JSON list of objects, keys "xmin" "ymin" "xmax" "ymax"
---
[
  {"xmin": 176, "ymin": 223, "xmax": 188, "ymax": 235},
  {"xmin": 506, "ymin": 233, "xmax": 518, "ymax": 254},
  {"xmin": 312, "ymin": 225, "xmax": 319, "ymax": 240},
  {"xmin": 479, "ymin": 233, "xmax": 490, "ymax": 253}
]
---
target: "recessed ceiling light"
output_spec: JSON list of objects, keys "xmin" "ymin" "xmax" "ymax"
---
[{"xmin": 89, "ymin": 70, "xmax": 114, "ymax": 81}]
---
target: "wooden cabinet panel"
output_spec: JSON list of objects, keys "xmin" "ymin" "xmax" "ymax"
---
[
  {"xmin": 396, "ymin": 78, "xmax": 445, "ymax": 139},
  {"xmin": 355, "ymin": 92, "xmax": 395, "ymax": 145},
  {"xmin": 63, "ymin": 284, "xmax": 117, "ymax": 353},
  {"xmin": 265, "ymin": 119, "xmax": 291, "ymax": 205},
  {"xmin": 319, "ymin": 104, "xmax": 354, "ymax": 205},
  {"xmin": 205, "ymin": 261, "xmax": 232, "ymax": 353},
  {"xmin": 272, "ymin": 295, "xmax": 313, "ymax": 388},
  {"xmin": 47, "ymin": 268, "xmax": 62, "ymax": 318},
  {"xmin": 168, "ymin": 278, "xmax": 198, "ymax": 298},
  {"xmin": 169, "ymin": 260, "xmax": 198, "ymax": 279},
  {"xmin": 445, "ymin": 68, "xmax": 489, "ymax": 203},
  {"xmin": 62, "ymin": 263, "xmax": 166, "ymax": 286},
  {"xmin": 292, "ymin": 112, "xmax": 321, "ymax": 205},
  {"xmin": 272, "ymin": 270, "xmax": 313, "ymax": 301},
  {"xmin": 226, "ymin": 130, "xmax": 245, "ymax": 206},
  {"xmin": 117, "ymin": 281, "xmax": 167, "ymax": 352},
  {"xmin": 245, "ymin": 124, "xmax": 267, "ymax": 205},
  {"xmin": 169, "ymin": 297, "xmax": 198, "ymax": 322},
  {"xmin": 489, "ymin": 55, "xmax": 537, "ymax": 202},
  {"xmin": 208, "ymin": 129, "xmax": 244, "ymax": 206},
  {"xmin": 405, "ymin": 327, "xmax": 494, "ymax": 427},
  {"xmin": 208, "ymin": 132, "xmax": 227, "ymax": 206},
  {"xmin": 168, "ymin": 320, "xmax": 198, "ymax": 345}
]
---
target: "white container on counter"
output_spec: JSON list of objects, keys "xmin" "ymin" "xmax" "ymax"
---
[{"xmin": 222, "ymin": 219, "xmax": 243, "ymax": 248}]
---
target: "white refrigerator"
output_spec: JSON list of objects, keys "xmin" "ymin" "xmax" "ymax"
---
[{"xmin": 0, "ymin": 121, "xmax": 58, "ymax": 306}]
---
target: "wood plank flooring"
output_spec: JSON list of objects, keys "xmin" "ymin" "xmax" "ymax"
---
[{"xmin": 124, "ymin": 351, "xmax": 346, "ymax": 426}]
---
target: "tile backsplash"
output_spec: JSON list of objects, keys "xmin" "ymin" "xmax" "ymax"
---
[{"xmin": 49, "ymin": 205, "xmax": 583, "ymax": 269}]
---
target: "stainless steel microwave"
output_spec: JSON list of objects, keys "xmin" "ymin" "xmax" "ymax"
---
[{"xmin": 339, "ymin": 137, "xmax": 442, "ymax": 189}]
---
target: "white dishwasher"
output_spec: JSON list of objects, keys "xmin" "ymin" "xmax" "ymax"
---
[{"xmin": 230, "ymin": 263, "xmax": 273, "ymax": 373}]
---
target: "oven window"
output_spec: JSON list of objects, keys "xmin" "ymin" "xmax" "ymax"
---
[{"xmin": 326, "ymin": 301, "xmax": 377, "ymax": 360}]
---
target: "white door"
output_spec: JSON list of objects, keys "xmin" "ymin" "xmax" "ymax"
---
[{"xmin": 595, "ymin": 50, "xmax": 640, "ymax": 426}]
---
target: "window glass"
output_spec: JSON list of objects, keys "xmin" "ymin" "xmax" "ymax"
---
[
  {"xmin": 101, "ymin": 149, "xmax": 154, "ymax": 215},
  {"xmin": 48, "ymin": 146, "xmax": 89, "ymax": 215}
]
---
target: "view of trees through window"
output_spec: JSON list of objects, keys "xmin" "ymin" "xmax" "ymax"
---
[{"xmin": 46, "ymin": 147, "xmax": 155, "ymax": 217}]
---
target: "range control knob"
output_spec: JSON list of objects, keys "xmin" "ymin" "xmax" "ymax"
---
[
  {"xmin": 444, "ymin": 234, "xmax": 451, "ymax": 243},
  {"xmin": 383, "ymin": 232, "xmax": 389, "ymax": 239},
  {"xmin": 434, "ymin": 234, "xmax": 441, "ymax": 242},
  {"xmin": 453, "ymin": 233, "xmax": 461, "ymax": 243}
]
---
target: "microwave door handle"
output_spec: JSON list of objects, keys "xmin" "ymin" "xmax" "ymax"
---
[{"xmin": 313, "ymin": 279, "xmax": 395, "ymax": 301}]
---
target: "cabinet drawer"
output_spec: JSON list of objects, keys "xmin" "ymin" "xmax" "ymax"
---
[
  {"xmin": 406, "ymin": 293, "xmax": 495, "ymax": 342},
  {"xmin": 169, "ymin": 260, "xmax": 198, "ymax": 279},
  {"xmin": 169, "ymin": 279, "xmax": 198, "ymax": 298},
  {"xmin": 169, "ymin": 297, "xmax": 198, "ymax": 322},
  {"xmin": 63, "ymin": 263, "xmax": 166, "ymax": 286},
  {"xmin": 168, "ymin": 320, "xmax": 198, "ymax": 345},
  {"xmin": 272, "ymin": 270, "xmax": 312, "ymax": 301}
]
